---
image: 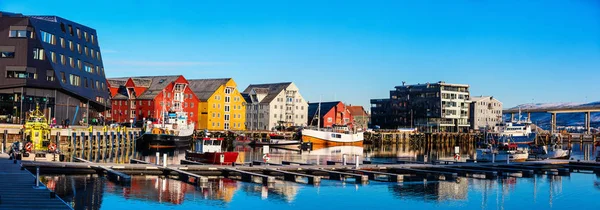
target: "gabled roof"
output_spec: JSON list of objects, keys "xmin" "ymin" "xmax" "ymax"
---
[
  {"xmin": 107, "ymin": 79, "xmax": 127, "ymax": 87},
  {"xmin": 308, "ymin": 101, "xmax": 342, "ymax": 120},
  {"xmin": 188, "ymin": 78, "xmax": 231, "ymax": 101},
  {"xmin": 108, "ymin": 75, "xmax": 182, "ymax": 100},
  {"xmin": 347, "ymin": 106, "xmax": 368, "ymax": 117},
  {"xmin": 242, "ymin": 82, "xmax": 292, "ymax": 104},
  {"xmin": 112, "ymin": 93, "xmax": 128, "ymax": 100},
  {"xmin": 241, "ymin": 93, "xmax": 252, "ymax": 104},
  {"xmin": 471, "ymin": 96, "xmax": 501, "ymax": 103}
]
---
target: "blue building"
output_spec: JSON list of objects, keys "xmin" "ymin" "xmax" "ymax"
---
[{"xmin": 0, "ymin": 11, "xmax": 109, "ymax": 125}]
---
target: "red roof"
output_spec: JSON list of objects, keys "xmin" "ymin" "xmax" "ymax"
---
[{"xmin": 347, "ymin": 106, "xmax": 368, "ymax": 117}]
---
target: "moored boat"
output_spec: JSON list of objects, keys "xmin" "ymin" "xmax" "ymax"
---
[
  {"xmin": 301, "ymin": 100, "xmax": 364, "ymax": 146},
  {"xmin": 476, "ymin": 143, "xmax": 529, "ymax": 162},
  {"xmin": 529, "ymin": 134, "xmax": 571, "ymax": 159},
  {"xmin": 186, "ymin": 137, "xmax": 239, "ymax": 165},
  {"xmin": 136, "ymin": 111, "xmax": 194, "ymax": 149}
]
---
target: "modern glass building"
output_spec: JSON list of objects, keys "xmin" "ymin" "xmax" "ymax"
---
[{"xmin": 0, "ymin": 11, "xmax": 109, "ymax": 125}]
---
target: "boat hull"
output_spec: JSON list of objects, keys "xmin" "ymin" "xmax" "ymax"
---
[
  {"xmin": 136, "ymin": 133, "xmax": 192, "ymax": 149},
  {"xmin": 476, "ymin": 149, "xmax": 529, "ymax": 162},
  {"xmin": 186, "ymin": 151, "xmax": 239, "ymax": 165},
  {"xmin": 301, "ymin": 129, "xmax": 364, "ymax": 147}
]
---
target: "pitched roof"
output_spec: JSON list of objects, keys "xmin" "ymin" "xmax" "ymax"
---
[
  {"xmin": 347, "ymin": 106, "xmax": 368, "ymax": 117},
  {"xmin": 241, "ymin": 93, "xmax": 252, "ymax": 104},
  {"xmin": 308, "ymin": 101, "xmax": 342, "ymax": 120},
  {"xmin": 112, "ymin": 93, "xmax": 128, "ymax": 100},
  {"xmin": 242, "ymin": 82, "xmax": 292, "ymax": 104},
  {"xmin": 107, "ymin": 79, "xmax": 127, "ymax": 87},
  {"xmin": 471, "ymin": 96, "xmax": 501, "ymax": 103},
  {"xmin": 108, "ymin": 75, "xmax": 182, "ymax": 100},
  {"xmin": 187, "ymin": 78, "xmax": 231, "ymax": 101}
]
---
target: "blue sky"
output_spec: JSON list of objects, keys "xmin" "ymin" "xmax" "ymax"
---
[{"xmin": 2, "ymin": 0, "xmax": 599, "ymax": 109}]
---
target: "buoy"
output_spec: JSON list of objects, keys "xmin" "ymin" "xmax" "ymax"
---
[
  {"xmin": 262, "ymin": 153, "xmax": 271, "ymax": 162},
  {"xmin": 48, "ymin": 143, "xmax": 56, "ymax": 152},
  {"xmin": 25, "ymin": 142, "xmax": 32, "ymax": 152}
]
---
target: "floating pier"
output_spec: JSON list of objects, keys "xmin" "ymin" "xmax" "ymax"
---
[
  {"xmin": 308, "ymin": 169, "xmax": 369, "ymax": 184},
  {"xmin": 0, "ymin": 154, "xmax": 71, "ymax": 210},
  {"xmin": 263, "ymin": 168, "xmax": 321, "ymax": 185},
  {"xmin": 222, "ymin": 168, "xmax": 276, "ymax": 185}
]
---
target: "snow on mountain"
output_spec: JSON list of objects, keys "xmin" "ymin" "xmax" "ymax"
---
[{"xmin": 505, "ymin": 101, "xmax": 600, "ymax": 130}]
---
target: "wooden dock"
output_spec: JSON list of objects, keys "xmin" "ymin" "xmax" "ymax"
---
[{"xmin": 0, "ymin": 154, "xmax": 71, "ymax": 210}]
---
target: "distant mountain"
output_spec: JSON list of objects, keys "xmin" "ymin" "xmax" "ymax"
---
[{"xmin": 504, "ymin": 101, "xmax": 600, "ymax": 130}]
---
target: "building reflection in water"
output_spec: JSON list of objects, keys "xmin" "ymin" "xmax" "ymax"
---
[
  {"xmin": 389, "ymin": 180, "xmax": 468, "ymax": 202},
  {"xmin": 42, "ymin": 175, "xmax": 105, "ymax": 210},
  {"xmin": 240, "ymin": 182, "xmax": 300, "ymax": 203}
]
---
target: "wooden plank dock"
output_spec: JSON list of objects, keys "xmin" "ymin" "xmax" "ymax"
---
[{"xmin": 0, "ymin": 154, "xmax": 72, "ymax": 210}]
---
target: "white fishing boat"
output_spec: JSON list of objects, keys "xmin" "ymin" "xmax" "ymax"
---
[
  {"xmin": 475, "ymin": 133, "xmax": 528, "ymax": 162},
  {"xmin": 476, "ymin": 143, "xmax": 529, "ymax": 162},
  {"xmin": 529, "ymin": 134, "xmax": 571, "ymax": 159},
  {"xmin": 301, "ymin": 100, "xmax": 364, "ymax": 147}
]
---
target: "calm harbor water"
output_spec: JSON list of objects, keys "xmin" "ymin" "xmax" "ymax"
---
[
  {"xmin": 44, "ymin": 142, "xmax": 600, "ymax": 209},
  {"xmin": 42, "ymin": 173, "xmax": 600, "ymax": 210}
]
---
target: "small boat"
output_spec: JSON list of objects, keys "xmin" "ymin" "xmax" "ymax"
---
[
  {"xmin": 186, "ymin": 138, "xmax": 239, "ymax": 165},
  {"xmin": 475, "ymin": 133, "xmax": 528, "ymax": 162},
  {"xmin": 476, "ymin": 143, "xmax": 529, "ymax": 162},
  {"xmin": 529, "ymin": 134, "xmax": 571, "ymax": 159}
]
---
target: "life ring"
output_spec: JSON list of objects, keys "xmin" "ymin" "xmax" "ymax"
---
[
  {"xmin": 48, "ymin": 143, "xmax": 57, "ymax": 152},
  {"xmin": 25, "ymin": 142, "xmax": 32, "ymax": 152},
  {"xmin": 454, "ymin": 154, "xmax": 461, "ymax": 161},
  {"xmin": 262, "ymin": 153, "xmax": 271, "ymax": 162}
]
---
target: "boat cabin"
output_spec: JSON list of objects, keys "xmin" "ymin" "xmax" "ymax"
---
[{"xmin": 195, "ymin": 138, "xmax": 223, "ymax": 153}]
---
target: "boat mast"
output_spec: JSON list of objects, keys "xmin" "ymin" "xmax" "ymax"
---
[{"xmin": 317, "ymin": 96, "xmax": 321, "ymax": 131}]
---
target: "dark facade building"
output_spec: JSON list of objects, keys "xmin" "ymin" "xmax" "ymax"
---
[
  {"xmin": 371, "ymin": 81, "xmax": 471, "ymax": 132},
  {"xmin": 0, "ymin": 11, "xmax": 109, "ymax": 125}
]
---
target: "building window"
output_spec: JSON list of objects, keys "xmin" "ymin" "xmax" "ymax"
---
[
  {"xmin": 59, "ymin": 54, "xmax": 65, "ymax": 65},
  {"xmin": 69, "ymin": 57, "xmax": 74, "ymax": 68},
  {"xmin": 76, "ymin": 28, "xmax": 81, "ymax": 39},
  {"xmin": 46, "ymin": 70, "xmax": 55, "ymax": 81},
  {"xmin": 69, "ymin": 74, "xmax": 81, "ymax": 86},
  {"xmin": 60, "ymin": 37, "xmax": 65, "ymax": 48},
  {"xmin": 40, "ymin": 31, "xmax": 55, "ymax": 45},
  {"xmin": 225, "ymin": 114, "xmax": 230, "ymax": 121},
  {"xmin": 225, "ymin": 88, "xmax": 232, "ymax": 94},
  {"xmin": 32, "ymin": 48, "xmax": 45, "ymax": 60},
  {"xmin": 84, "ymin": 77, "xmax": 89, "ymax": 88},
  {"xmin": 96, "ymin": 51, "xmax": 101, "ymax": 60},
  {"xmin": 91, "ymin": 49, "xmax": 95, "ymax": 58},
  {"xmin": 84, "ymin": 31, "xmax": 88, "ymax": 42},
  {"xmin": 6, "ymin": 71, "xmax": 27, "ymax": 78},
  {"xmin": 83, "ymin": 63, "xmax": 94, "ymax": 73},
  {"xmin": 9, "ymin": 30, "xmax": 28, "ymax": 38},
  {"xmin": 225, "ymin": 96, "xmax": 230, "ymax": 103},
  {"xmin": 77, "ymin": 44, "xmax": 81, "ymax": 53},
  {"xmin": 1, "ymin": 51, "xmax": 15, "ymax": 58},
  {"xmin": 327, "ymin": 117, "xmax": 332, "ymax": 123},
  {"xmin": 84, "ymin": 46, "xmax": 88, "ymax": 56},
  {"xmin": 95, "ymin": 81, "xmax": 99, "ymax": 89},
  {"xmin": 91, "ymin": 34, "xmax": 95, "ymax": 44},
  {"xmin": 225, "ymin": 105, "xmax": 230, "ymax": 112},
  {"xmin": 69, "ymin": 40, "xmax": 73, "ymax": 51},
  {"xmin": 212, "ymin": 113, "xmax": 215, "ymax": 118},
  {"xmin": 60, "ymin": 72, "xmax": 66, "ymax": 83},
  {"xmin": 50, "ymin": 51, "xmax": 56, "ymax": 63},
  {"xmin": 224, "ymin": 123, "xmax": 229, "ymax": 130},
  {"xmin": 191, "ymin": 103, "xmax": 194, "ymax": 108},
  {"xmin": 77, "ymin": 59, "xmax": 82, "ymax": 69},
  {"xmin": 274, "ymin": 114, "xmax": 278, "ymax": 118}
]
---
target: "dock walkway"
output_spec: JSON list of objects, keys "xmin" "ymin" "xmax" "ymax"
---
[{"xmin": 0, "ymin": 154, "xmax": 71, "ymax": 210}]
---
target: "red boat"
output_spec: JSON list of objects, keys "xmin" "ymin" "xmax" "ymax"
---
[{"xmin": 186, "ymin": 138, "xmax": 239, "ymax": 165}]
